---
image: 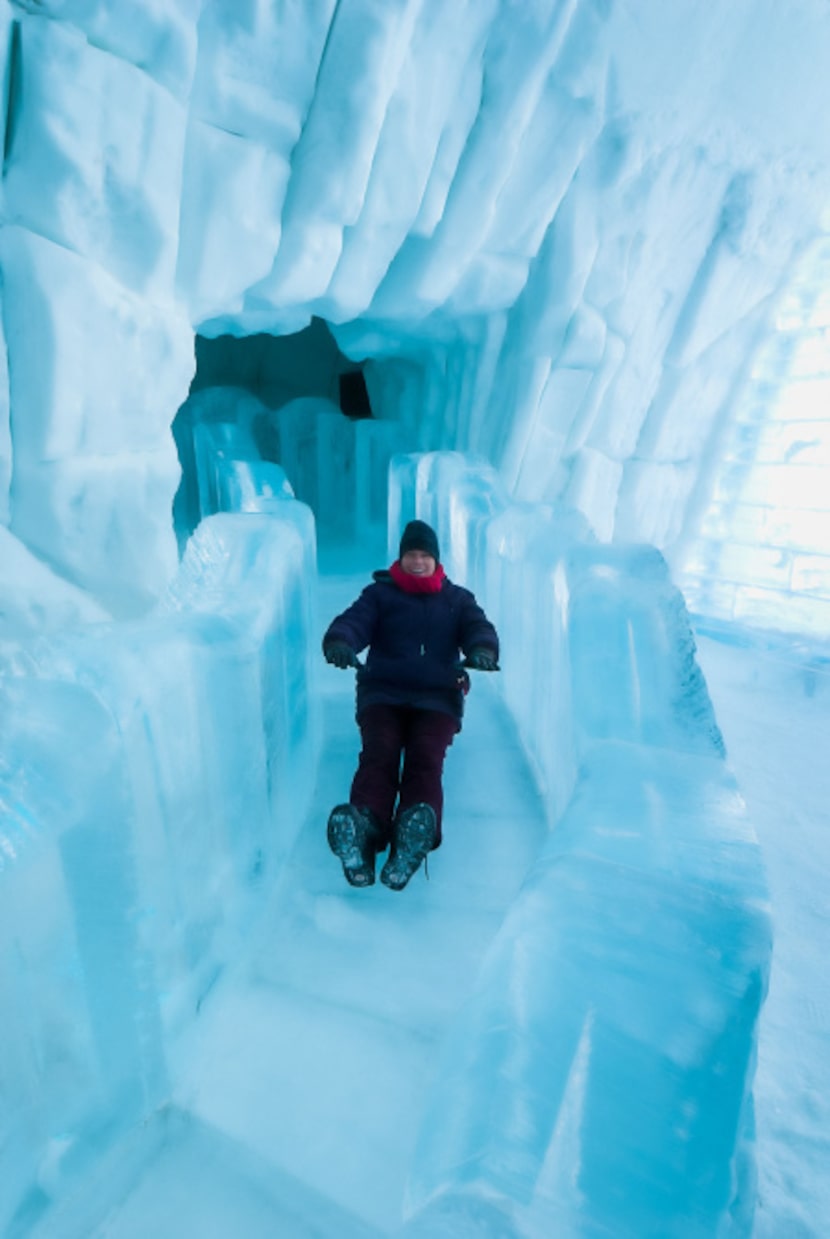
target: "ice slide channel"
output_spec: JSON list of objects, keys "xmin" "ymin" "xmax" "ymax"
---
[{"xmin": 0, "ymin": 444, "xmax": 770, "ymax": 1237}]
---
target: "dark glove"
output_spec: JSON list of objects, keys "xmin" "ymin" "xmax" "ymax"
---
[
  {"xmin": 465, "ymin": 648, "xmax": 500, "ymax": 672},
  {"xmin": 324, "ymin": 640, "xmax": 359, "ymax": 670}
]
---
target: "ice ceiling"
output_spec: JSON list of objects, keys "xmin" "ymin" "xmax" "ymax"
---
[{"xmin": 3, "ymin": 0, "xmax": 830, "ymax": 624}]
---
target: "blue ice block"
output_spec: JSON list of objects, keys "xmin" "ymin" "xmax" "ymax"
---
[{"xmin": 392, "ymin": 451, "xmax": 771, "ymax": 1237}]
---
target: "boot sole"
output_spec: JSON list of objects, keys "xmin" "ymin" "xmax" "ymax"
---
[
  {"xmin": 380, "ymin": 805, "xmax": 436, "ymax": 891},
  {"xmin": 327, "ymin": 806, "xmax": 375, "ymax": 887}
]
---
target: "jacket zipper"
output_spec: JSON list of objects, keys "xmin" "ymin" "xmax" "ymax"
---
[{"xmin": 420, "ymin": 595, "xmax": 428, "ymax": 656}]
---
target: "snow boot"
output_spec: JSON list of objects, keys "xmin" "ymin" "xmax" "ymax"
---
[
  {"xmin": 327, "ymin": 804, "xmax": 383, "ymax": 887},
  {"xmin": 380, "ymin": 802, "xmax": 437, "ymax": 891}
]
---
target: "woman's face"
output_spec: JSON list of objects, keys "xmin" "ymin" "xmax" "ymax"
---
[{"xmin": 401, "ymin": 549, "xmax": 436, "ymax": 576}]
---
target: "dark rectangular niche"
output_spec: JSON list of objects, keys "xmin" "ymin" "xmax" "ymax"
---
[{"xmin": 339, "ymin": 369, "xmax": 372, "ymax": 419}]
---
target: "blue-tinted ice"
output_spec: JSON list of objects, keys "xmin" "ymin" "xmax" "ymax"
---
[{"xmin": 0, "ymin": 446, "xmax": 770, "ymax": 1236}]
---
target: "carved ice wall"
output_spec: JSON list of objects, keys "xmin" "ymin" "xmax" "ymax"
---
[{"xmin": 2, "ymin": 0, "xmax": 830, "ymax": 616}]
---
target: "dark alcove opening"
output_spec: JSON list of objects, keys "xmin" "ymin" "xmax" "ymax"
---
[
  {"xmin": 188, "ymin": 316, "xmax": 372, "ymax": 419},
  {"xmin": 172, "ymin": 317, "xmax": 382, "ymax": 551}
]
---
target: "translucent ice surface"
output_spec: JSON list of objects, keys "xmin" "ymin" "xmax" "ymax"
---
[
  {"xmin": 3, "ymin": 1, "xmax": 830, "ymax": 1234},
  {"xmin": 0, "ymin": 499, "xmax": 320, "ymax": 1236},
  {"xmin": 0, "ymin": 450, "xmax": 773, "ymax": 1238},
  {"xmin": 390, "ymin": 454, "xmax": 769, "ymax": 1237}
]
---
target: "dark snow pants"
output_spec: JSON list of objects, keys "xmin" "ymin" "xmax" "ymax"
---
[{"xmin": 350, "ymin": 703, "xmax": 459, "ymax": 847}]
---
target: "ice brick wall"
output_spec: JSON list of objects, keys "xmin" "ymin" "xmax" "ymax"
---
[
  {"xmin": 4, "ymin": 1, "xmax": 830, "ymax": 616},
  {"xmin": 391, "ymin": 452, "xmax": 770, "ymax": 1237},
  {"xmin": 177, "ymin": 0, "xmax": 830, "ymax": 565},
  {"xmin": 0, "ymin": 676, "xmax": 164, "ymax": 1236},
  {"xmin": 175, "ymin": 384, "xmax": 411, "ymax": 549},
  {"xmin": 0, "ymin": 501, "xmax": 319, "ymax": 1234},
  {"xmin": 680, "ymin": 232, "xmax": 830, "ymax": 637},
  {"xmin": 0, "ymin": 7, "xmax": 195, "ymax": 614}
]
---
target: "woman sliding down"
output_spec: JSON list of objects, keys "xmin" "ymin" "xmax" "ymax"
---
[{"xmin": 322, "ymin": 519, "xmax": 500, "ymax": 891}]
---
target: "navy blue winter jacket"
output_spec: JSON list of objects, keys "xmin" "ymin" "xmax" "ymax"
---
[{"xmin": 323, "ymin": 570, "xmax": 499, "ymax": 722}]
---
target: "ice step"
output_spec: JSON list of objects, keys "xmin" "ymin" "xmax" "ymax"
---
[{"xmin": 24, "ymin": 1107, "xmax": 383, "ymax": 1239}]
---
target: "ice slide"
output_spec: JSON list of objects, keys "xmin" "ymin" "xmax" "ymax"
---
[{"xmin": 0, "ymin": 445, "xmax": 770, "ymax": 1237}]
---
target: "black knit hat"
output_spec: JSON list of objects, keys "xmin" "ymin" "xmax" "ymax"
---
[{"xmin": 399, "ymin": 519, "xmax": 440, "ymax": 562}]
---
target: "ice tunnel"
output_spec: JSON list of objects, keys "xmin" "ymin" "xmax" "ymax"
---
[
  {"xmin": 171, "ymin": 320, "xmax": 380, "ymax": 550},
  {"xmin": 1, "ymin": 2, "xmax": 829, "ymax": 1236}
]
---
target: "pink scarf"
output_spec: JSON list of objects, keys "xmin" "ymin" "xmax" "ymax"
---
[{"xmin": 389, "ymin": 560, "xmax": 446, "ymax": 594}]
